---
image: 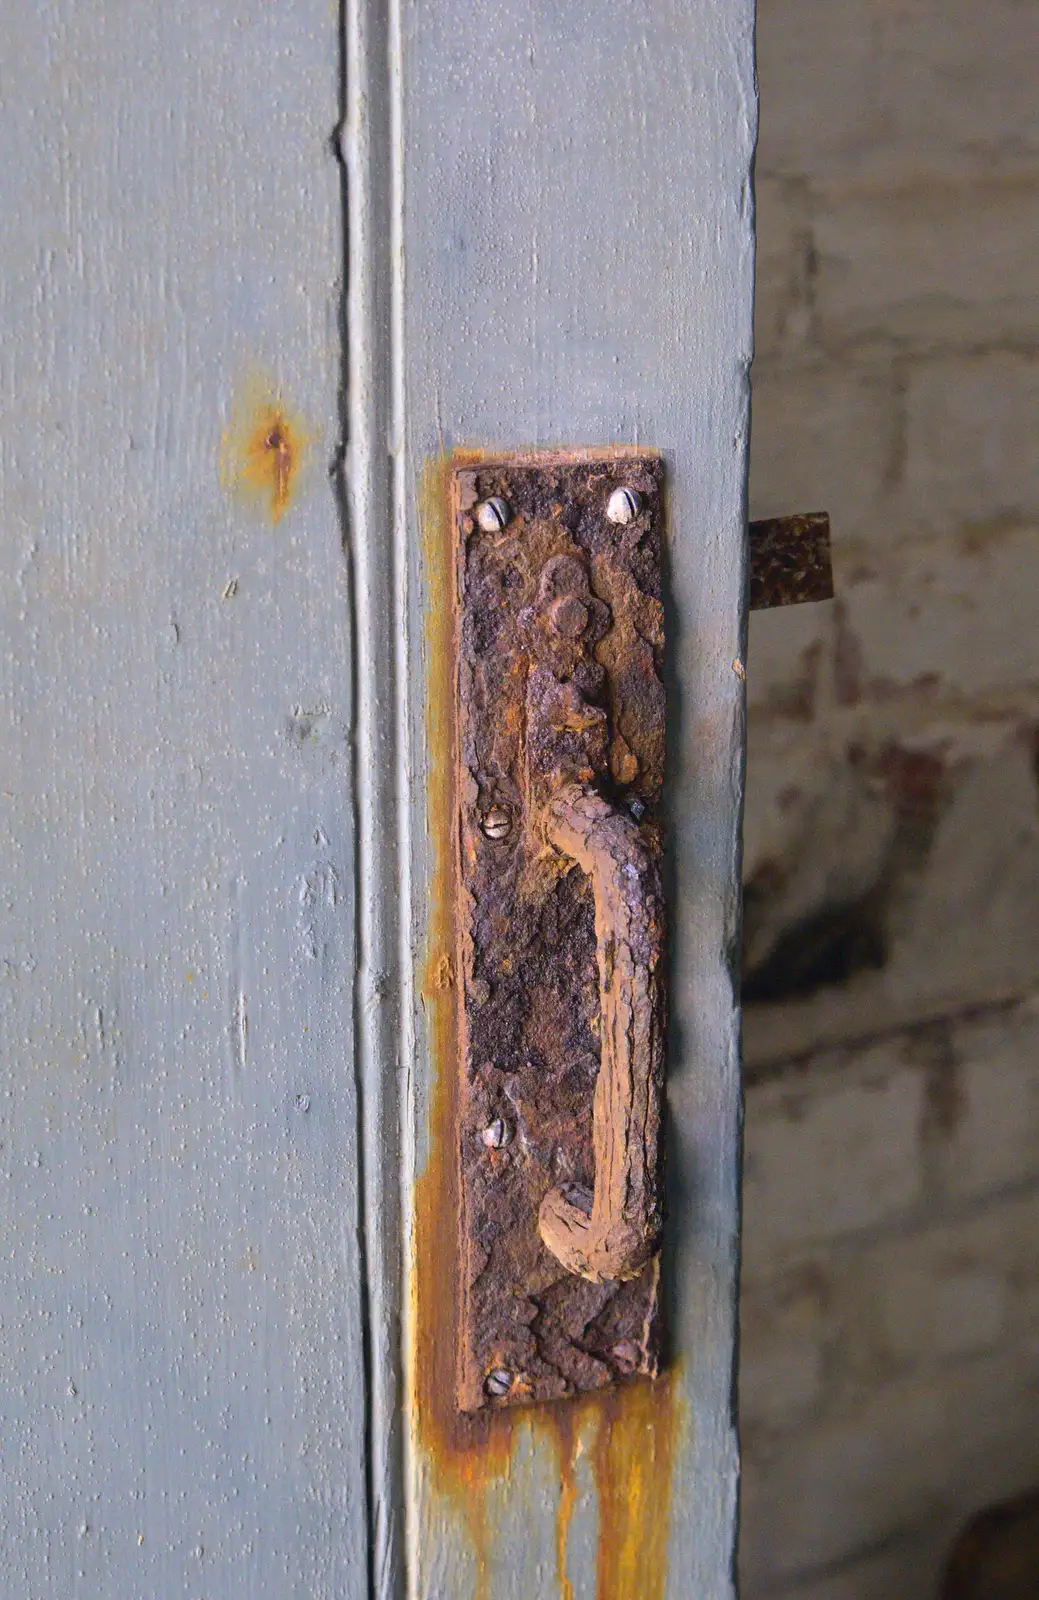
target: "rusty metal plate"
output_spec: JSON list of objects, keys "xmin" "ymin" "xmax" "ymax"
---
[
  {"xmin": 749, "ymin": 511, "xmax": 833, "ymax": 609},
  {"xmin": 452, "ymin": 452, "xmax": 667, "ymax": 1413}
]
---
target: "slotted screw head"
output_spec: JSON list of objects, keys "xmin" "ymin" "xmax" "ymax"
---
[
  {"xmin": 606, "ymin": 486, "xmax": 641, "ymax": 525},
  {"xmin": 481, "ymin": 804, "xmax": 512, "ymax": 840},
  {"xmin": 482, "ymin": 1117, "xmax": 509, "ymax": 1149},
  {"xmin": 485, "ymin": 1368, "xmax": 513, "ymax": 1398},
  {"xmin": 476, "ymin": 496, "xmax": 511, "ymax": 532}
]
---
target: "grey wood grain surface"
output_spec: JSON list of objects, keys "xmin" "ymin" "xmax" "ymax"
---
[{"xmin": 0, "ymin": 5, "xmax": 368, "ymax": 1596}]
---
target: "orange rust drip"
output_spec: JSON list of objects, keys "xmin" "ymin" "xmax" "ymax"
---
[
  {"xmin": 415, "ymin": 451, "xmax": 679, "ymax": 1600},
  {"xmin": 540, "ymin": 1374, "xmax": 679, "ymax": 1600},
  {"xmin": 591, "ymin": 1374, "xmax": 679, "ymax": 1600},
  {"xmin": 546, "ymin": 1405, "xmax": 578, "ymax": 1600}
]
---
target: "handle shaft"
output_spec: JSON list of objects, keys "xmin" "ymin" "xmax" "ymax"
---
[{"xmin": 538, "ymin": 783, "xmax": 666, "ymax": 1282}]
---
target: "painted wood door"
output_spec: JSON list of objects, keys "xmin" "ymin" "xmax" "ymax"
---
[{"xmin": 0, "ymin": 3, "xmax": 754, "ymax": 1598}]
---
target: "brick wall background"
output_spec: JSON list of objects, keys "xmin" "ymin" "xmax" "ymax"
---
[{"xmin": 740, "ymin": 2, "xmax": 1039, "ymax": 1595}]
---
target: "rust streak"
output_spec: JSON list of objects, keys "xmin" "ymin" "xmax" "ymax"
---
[
  {"xmin": 591, "ymin": 1374, "xmax": 679, "ymax": 1600},
  {"xmin": 545, "ymin": 1403, "xmax": 580, "ymax": 1600},
  {"xmin": 541, "ymin": 1373, "xmax": 680, "ymax": 1600}
]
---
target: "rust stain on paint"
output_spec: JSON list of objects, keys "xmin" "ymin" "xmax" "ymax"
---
[
  {"xmin": 589, "ymin": 1375, "xmax": 679, "ymax": 1600},
  {"xmin": 414, "ymin": 451, "xmax": 679, "ymax": 1600},
  {"xmin": 221, "ymin": 380, "xmax": 306, "ymax": 523},
  {"xmin": 539, "ymin": 1373, "xmax": 680, "ymax": 1600},
  {"xmin": 547, "ymin": 1404, "xmax": 579, "ymax": 1600}
]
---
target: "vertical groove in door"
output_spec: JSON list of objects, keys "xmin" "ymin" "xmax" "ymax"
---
[{"xmin": 343, "ymin": 0, "xmax": 406, "ymax": 1592}]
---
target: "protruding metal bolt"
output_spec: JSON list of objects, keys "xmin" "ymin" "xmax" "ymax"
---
[
  {"xmin": 476, "ymin": 496, "xmax": 511, "ymax": 532},
  {"xmin": 606, "ymin": 486, "xmax": 641, "ymax": 525},
  {"xmin": 612, "ymin": 1339, "xmax": 641, "ymax": 1372},
  {"xmin": 548, "ymin": 595, "xmax": 589, "ymax": 639},
  {"xmin": 485, "ymin": 1368, "xmax": 513, "ymax": 1398},
  {"xmin": 482, "ymin": 1117, "xmax": 509, "ymax": 1149},
  {"xmin": 481, "ymin": 804, "xmax": 512, "ymax": 840}
]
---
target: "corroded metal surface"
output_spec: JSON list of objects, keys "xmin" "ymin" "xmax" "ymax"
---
[
  {"xmin": 749, "ymin": 511, "xmax": 833, "ymax": 609},
  {"xmin": 453, "ymin": 453, "xmax": 667, "ymax": 1412}
]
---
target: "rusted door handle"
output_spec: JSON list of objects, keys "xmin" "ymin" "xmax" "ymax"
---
[
  {"xmin": 538, "ymin": 782, "xmax": 666, "ymax": 1283},
  {"xmin": 454, "ymin": 454, "xmax": 667, "ymax": 1409}
]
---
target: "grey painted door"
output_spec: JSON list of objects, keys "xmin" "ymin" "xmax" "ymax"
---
[
  {"xmin": 1, "ymin": 3, "xmax": 754, "ymax": 1597},
  {"xmin": 0, "ymin": 5, "xmax": 368, "ymax": 1597}
]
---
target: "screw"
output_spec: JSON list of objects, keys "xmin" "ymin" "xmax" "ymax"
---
[
  {"xmin": 481, "ymin": 804, "xmax": 511, "ymax": 840},
  {"xmin": 485, "ymin": 1368, "xmax": 513, "ymax": 1398},
  {"xmin": 295, "ymin": 1093, "xmax": 311, "ymax": 1113},
  {"xmin": 476, "ymin": 496, "xmax": 511, "ymax": 532},
  {"xmin": 612, "ymin": 1339, "xmax": 641, "ymax": 1372},
  {"xmin": 606, "ymin": 486, "xmax": 641, "ymax": 525},
  {"xmin": 482, "ymin": 1117, "xmax": 509, "ymax": 1149}
]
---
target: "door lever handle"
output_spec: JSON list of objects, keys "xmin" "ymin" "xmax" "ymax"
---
[{"xmin": 539, "ymin": 783, "xmax": 666, "ymax": 1283}]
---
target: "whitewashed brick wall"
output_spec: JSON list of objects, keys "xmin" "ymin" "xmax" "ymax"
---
[{"xmin": 741, "ymin": 1, "xmax": 1039, "ymax": 1593}]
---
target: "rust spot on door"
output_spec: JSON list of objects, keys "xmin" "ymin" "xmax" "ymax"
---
[
  {"xmin": 221, "ymin": 380, "xmax": 306, "ymax": 523},
  {"xmin": 414, "ymin": 453, "xmax": 679, "ymax": 1599}
]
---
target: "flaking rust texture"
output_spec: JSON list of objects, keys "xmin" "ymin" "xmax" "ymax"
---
[
  {"xmin": 453, "ymin": 452, "xmax": 667, "ymax": 1413},
  {"xmin": 748, "ymin": 511, "xmax": 833, "ymax": 609}
]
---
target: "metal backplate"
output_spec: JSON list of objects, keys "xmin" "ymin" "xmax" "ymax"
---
[
  {"xmin": 748, "ymin": 511, "xmax": 833, "ymax": 609},
  {"xmin": 453, "ymin": 452, "xmax": 666, "ymax": 1413}
]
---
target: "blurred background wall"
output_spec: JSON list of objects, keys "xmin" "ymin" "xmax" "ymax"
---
[{"xmin": 739, "ymin": 1, "xmax": 1039, "ymax": 1595}]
